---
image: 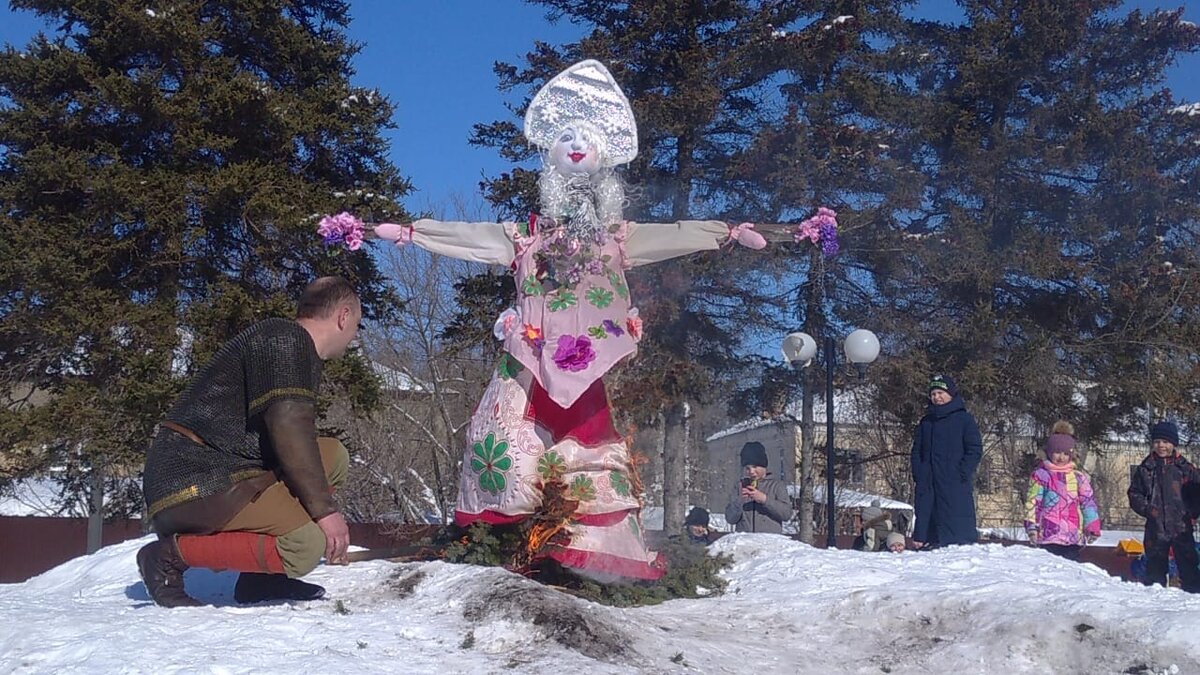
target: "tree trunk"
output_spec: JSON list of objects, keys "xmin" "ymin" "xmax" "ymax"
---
[
  {"xmin": 798, "ymin": 367, "xmax": 816, "ymax": 545},
  {"xmin": 86, "ymin": 463, "xmax": 104, "ymax": 554},
  {"xmin": 681, "ymin": 401, "xmax": 694, "ymax": 507},
  {"xmin": 429, "ymin": 440, "xmax": 448, "ymax": 524},
  {"xmin": 661, "ymin": 402, "xmax": 688, "ymax": 534},
  {"xmin": 797, "ymin": 248, "xmax": 826, "ymax": 545}
]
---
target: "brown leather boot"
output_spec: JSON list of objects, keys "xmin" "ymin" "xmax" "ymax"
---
[{"xmin": 137, "ymin": 537, "xmax": 202, "ymax": 608}]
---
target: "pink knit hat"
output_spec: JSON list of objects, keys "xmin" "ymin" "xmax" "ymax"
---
[
  {"xmin": 1045, "ymin": 433, "xmax": 1076, "ymax": 457},
  {"xmin": 1045, "ymin": 420, "xmax": 1076, "ymax": 457}
]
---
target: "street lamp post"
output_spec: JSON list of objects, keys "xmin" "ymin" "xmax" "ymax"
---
[{"xmin": 782, "ymin": 329, "xmax": 880, "ymax": 548}]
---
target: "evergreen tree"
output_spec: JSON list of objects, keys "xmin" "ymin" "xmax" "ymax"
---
[
  {"xmin": 865, "ymin": 2, "xmax": 1200, "ymax": 440},
  {"xmin": 465, "ymin": 0, "xmax": 1200, "ymax": 533},
  {"xmin": 719, "ymin": 0, "xmax": 923, "ymax": 542},
  {"xmin": 0, "ymin": 0, "xmax": 409, "ymax": 514}
]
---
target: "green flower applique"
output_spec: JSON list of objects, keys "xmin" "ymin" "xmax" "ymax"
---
[
  {"xmin": 522, "ymin": 274, "xmax": 544, "ymax": 296},
  {"xmin": 547, "ymin": 290, "xmax": 578, "ymax": 312},
  {"xmin": 610, "ymin": 471, "xmax": 631, "ymax": 497},
  {"xmin": 537, "ymin": 451, "xmax": 567, "ymax": 481},
  {"xmin": 585, "ymin": 286, "xmax": 614, "ymax": 309},
  {"xmin": 496, "ymin": 353, "xmax": 525, "ymax": 380},
  {"xmin": 470, "ymin": 433, "xmax": 512, "ymax": 495},
  {"xmin": 569, "ymin": 475, "xmax": 597, "ymax": 502},
  {"xmin": 607, "ymin": 271, "xmax": 629, "ymax": 300}
]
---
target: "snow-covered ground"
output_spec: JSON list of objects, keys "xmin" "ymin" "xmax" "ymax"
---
[{"xmin": 2, "ymin": 535, "xmax": 1198, "ymax": 674}]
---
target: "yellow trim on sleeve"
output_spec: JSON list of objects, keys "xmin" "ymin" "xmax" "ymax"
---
[{"xmin": 249, "ymin": 387, "xmax": 317, "ymax": 412}]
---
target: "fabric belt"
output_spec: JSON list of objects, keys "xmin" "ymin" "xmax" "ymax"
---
[{"xmin": 161, "ymin": 420, "xmax": 206, "ymax": 446}]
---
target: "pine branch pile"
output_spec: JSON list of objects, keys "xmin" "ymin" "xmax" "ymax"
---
[{"xmin": 441, "ymin": 521, "xmax": 732, "ymax": 608}]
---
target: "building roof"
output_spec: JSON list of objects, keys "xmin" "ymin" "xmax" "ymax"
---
[
  {"xmin": 802, "ymin": 485, "xmax": 914, "ymax": 511},
  {"xmin": 370, "ymin": 361, "xmax": 432, "ymax": 393},
  {"xmin": 705, "ymin": 388, "xmax": 880, "ymax": 442}
]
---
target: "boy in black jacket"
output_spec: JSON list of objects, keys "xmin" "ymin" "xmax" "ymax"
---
[{"xmin": 1128, "ymin": 421, "xmax": 1200, "ymax": 592}]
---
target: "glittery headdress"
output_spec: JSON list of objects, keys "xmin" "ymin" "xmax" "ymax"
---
[{"xmin": 524, "ymin": 60, "xmax": 637, "ymax": 168}]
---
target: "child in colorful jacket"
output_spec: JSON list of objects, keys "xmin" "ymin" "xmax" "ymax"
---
[{"xmin": 1024, "ymin": 421, "xmax": 1101, "ymax": 561}]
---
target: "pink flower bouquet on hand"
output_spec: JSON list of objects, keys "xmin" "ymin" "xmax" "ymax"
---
[
  {"xmin": 317, "ymin": 212, "xmax": 366, "ymax": 251},
  {"xmin": 794, "ymin": 207, "xmax": 839, "ymax": 257}
]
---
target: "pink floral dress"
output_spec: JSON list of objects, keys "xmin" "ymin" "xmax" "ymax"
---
[
  {"xmin": 457, "ymin": 216, "xmax": 663, "ymax": 578},
  {"xmin": 400, "ymin": 215, "xmax": 730, "ymax": 579},
  {"xmin": 504, "ymin": 215, "xmax": 640, "ymax": 407}
]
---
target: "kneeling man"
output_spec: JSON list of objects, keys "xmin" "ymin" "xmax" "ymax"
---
[{"xmin": 139, "ymin": 277, "xmax": 360, "ymax": 607}]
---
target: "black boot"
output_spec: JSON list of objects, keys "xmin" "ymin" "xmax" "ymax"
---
[
  {"xmin": 234, "ymin": 573, "xmax": 326, "ymax": 604},
  {"xmin": 137, "ymin": 537, "xmax": 202, "ymax": 608}
]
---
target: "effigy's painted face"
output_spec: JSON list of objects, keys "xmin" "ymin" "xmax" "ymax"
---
[{"xmin": 548, "ymin": 124, "xmax": 603, "ymax": 175}]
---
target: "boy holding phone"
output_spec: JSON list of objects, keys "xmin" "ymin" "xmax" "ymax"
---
[{"xmin": 725, "ymin": 441, "xmax": 794, "ymax": 534}]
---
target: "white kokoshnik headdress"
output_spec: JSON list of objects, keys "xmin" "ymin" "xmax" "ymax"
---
[{"xmin": 524, "ymin": 59, "xmax": 638, "ymax": 167}]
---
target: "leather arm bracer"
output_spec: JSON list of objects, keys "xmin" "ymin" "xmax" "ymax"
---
[{"xmin": 263, "ymin": 400, "xmax": 337, "ymax": 520}]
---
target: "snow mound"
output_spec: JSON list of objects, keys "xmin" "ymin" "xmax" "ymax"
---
[{"xmin": 2, "ymin": 534, "xmax": 1200, "ymax": 674}]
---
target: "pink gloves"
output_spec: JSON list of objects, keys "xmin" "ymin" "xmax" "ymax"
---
[
  {"xmin": 728, "ymin": 222, "xmax": 767, "ymax": 250},
  {"xmin": 374, "ymin": 223, "xmax": 413, "ymax": 246}
]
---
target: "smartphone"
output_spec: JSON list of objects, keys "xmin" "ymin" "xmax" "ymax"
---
[{"xmin": 740, "ymin": 476, "xmax": 754, "ymax": 489}]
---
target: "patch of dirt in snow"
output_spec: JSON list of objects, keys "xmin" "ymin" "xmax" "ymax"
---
[
  {"xmin": 829, "ymin": 590, "xmax": 1199, "ymax": 674},
  {"xmin": 389, "ymin": 566, "xmax": 428, "ymax": 598},
  {"xmin": 461, "ymin": 574, "xmax": 631, "ymax": 663}
]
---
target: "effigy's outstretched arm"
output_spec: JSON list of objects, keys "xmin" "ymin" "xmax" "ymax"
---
[
  {"xmin": 751, "ymin": 223, "xmax": 819, "ymax": 243},
  {"xmin": 373, "ymin": 219, "xmax": 517, "ymax": 266},
  {"xmin": 624, "ymin": 219, "xmax": 768, "ymax": 267},
  {"xmin": 624, "ymin": 207, "xmax": 842, "ymax": 266}
]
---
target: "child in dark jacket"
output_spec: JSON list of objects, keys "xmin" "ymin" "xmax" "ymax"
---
[
  {"xmin": 683, "ymin": 507, "xmax": 715, "ymax": 545},
  {"xmin": 1128, "ymin": 421, "xmax": 1200, "ymax": 593}
]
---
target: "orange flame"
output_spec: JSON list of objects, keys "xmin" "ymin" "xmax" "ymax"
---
[
  {"xmin": 511, "ymin": 479, "xmax": 579, "ymax": 570},
  {"xmin": 526, "ymin": 519, "xmax": 567, "ymax": 554}
]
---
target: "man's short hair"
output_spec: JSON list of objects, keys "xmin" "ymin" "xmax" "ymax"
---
[{"xmin": 296, "ymin": 277, "xmax": 359, "ymax": 319}]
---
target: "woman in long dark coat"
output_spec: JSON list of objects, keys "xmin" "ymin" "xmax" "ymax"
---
[{"xmin": 910, "ymin": 375, "xmax": 983, "ymax": 548}]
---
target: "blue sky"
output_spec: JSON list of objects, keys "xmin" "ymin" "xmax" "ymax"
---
[{"xmin": 1, "ymin": 1, "xmax": 1197, "ymax": 217}]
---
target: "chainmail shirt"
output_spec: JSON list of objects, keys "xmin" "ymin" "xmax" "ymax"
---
[{"xmin": 143, "ymin": 318, "xmax": 323, "ymax": 518}]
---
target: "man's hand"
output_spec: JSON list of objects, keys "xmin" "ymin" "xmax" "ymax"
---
[
  {"xmin": 742, "ymin": 486, "xmax": 767, "ymax": 504},
  {"xmin": 317, "ymin": 511, "xmax": 350, "ymax": 565}
]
